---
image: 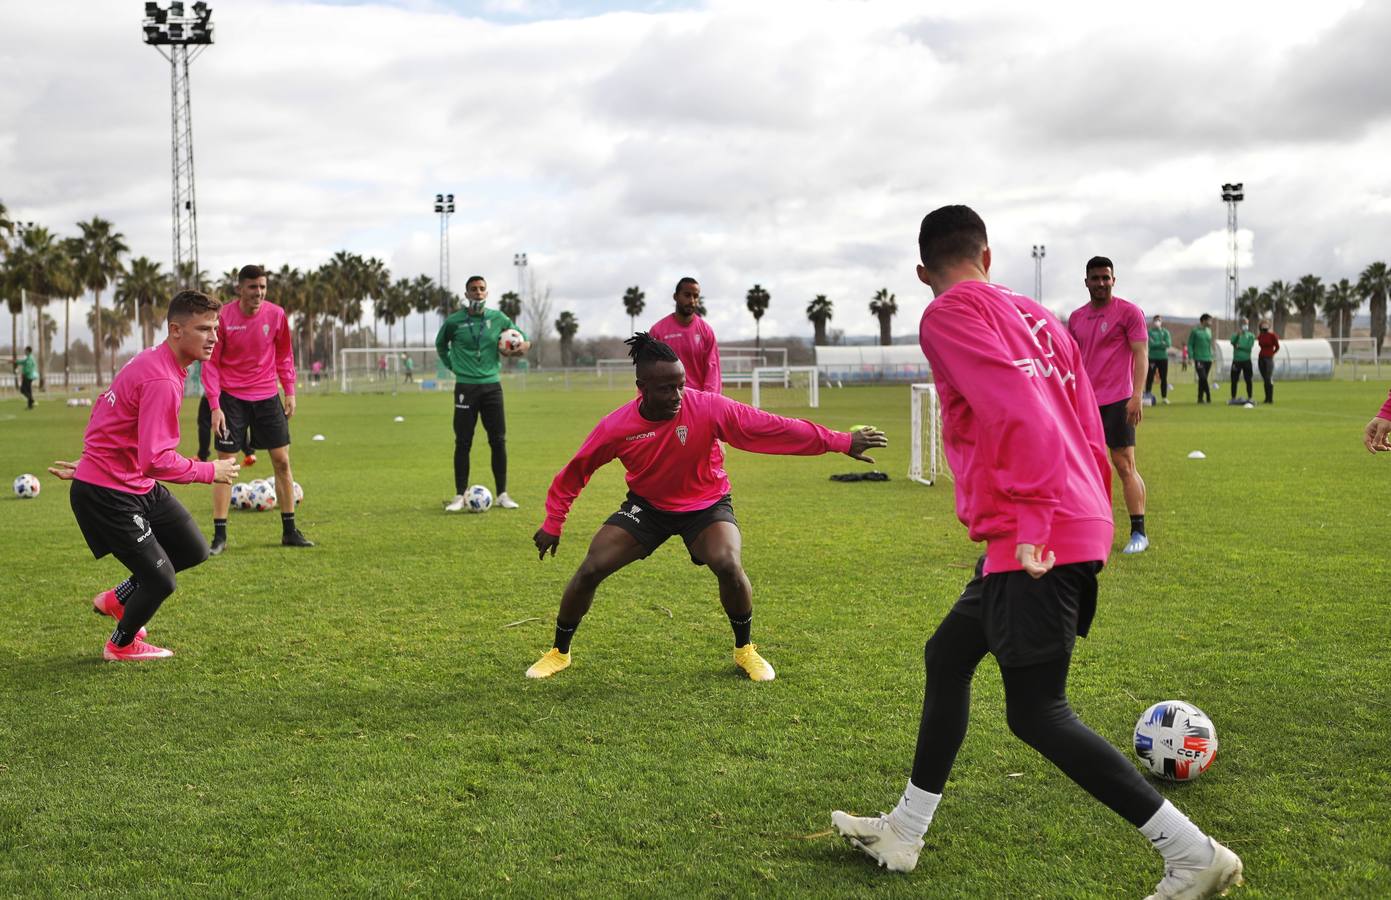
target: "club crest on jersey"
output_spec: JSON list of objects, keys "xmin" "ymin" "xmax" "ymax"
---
[
  {"xmin": 1100, "ymin": 321, "xmax": 1109, "ymax": 333},
  {"xmin": 676, "ymin": 425, "xmax": 688, "ymax": 445},
  {"xmin": 262, "ymin": 323, "xmax": 270, "ymax": 336}
]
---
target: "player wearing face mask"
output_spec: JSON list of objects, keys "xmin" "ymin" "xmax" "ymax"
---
[{"xmin": 1229, "ymin": 322, "xmax": 1256, "ymax": 404}]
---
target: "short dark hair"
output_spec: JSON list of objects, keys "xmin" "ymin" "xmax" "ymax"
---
[
  {"xmin": 917, "ymin": 205, "xmax": 988, "ymax": 270},
  {"xmin": 1085, "ymin": 256, "xmax": 1114, "ymax": 274},
  {"xmin": 465, "ymin": 275, "xmax": 486, "ymax": 288},
  {"xmin": 24, "ymin": 345, "xmax": 32, "ymax": 353},
  {"xmin": 1199, "ymin": 313, "xmax": 1212, "ymax": 323},
  {"xmin": 167, "ymin": 290, "xmax": 222, "ymax": 322},
  {"xmin": 238, "ymin": 264, "xmax": 266, "ymax": 282},
  {"xmin": 674, "ymin": 277, "xmax": 699, "ymax": 295},
  {"xmin": 625, "ymin": 331, "xmax": 679, "ymax": 369}
]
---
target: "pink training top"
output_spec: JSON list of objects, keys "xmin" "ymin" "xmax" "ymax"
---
[
  {"xmin": 203, "ymin": 299, "xmax": 295, "ymax": 409},
  {"xmin": 1379, "ymin": 389, "xmax": 1391, "ymax": 420},
  {"xmin": 648, "ymin": 313, "xmax": 722, "ymax": 393},
  {"xmin": 1066, "ymin": 296, "xmax": 1147, "ymax": 406},
  {"xmin": 542, "ymin": 388, "xmax": 851, "ymax": 536},
  {"xmin": 920, "ymin": 281, "xmax": 1114, "ymax": 575},
  {"xmin": 75, "ymin": 342, "xmax": 217, "ymax": 494}
]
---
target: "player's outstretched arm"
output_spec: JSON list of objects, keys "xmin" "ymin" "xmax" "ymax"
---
[
  {"xmin": 846, "ymin": 426, "xmax": 887, "ymax": 463},
  {"xmin": 533, "ymin": 528, "xmax": 560, "ymax": 560}
]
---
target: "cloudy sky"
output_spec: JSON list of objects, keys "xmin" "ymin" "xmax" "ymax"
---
[{"xmin": 3, "ymin": 0, "xmax": 1389, "ymax": 353}]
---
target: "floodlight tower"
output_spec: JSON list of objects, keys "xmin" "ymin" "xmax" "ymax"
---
[
  {"xmin": 434, "ymin": 193, "xmax": 454, "ymax": 297},
  {"xmin": 1221, "ymin": 182, "xmax": 1244, "ymax": 337},
  {"xmin": 1031, "ymin": 244, "xmax": 1046, "ymax": 304},
  {"xmin": 142, "ymin": 2, "xmax": 213, "ymax": 289},
  {"xmin": 513, "ymin": 252, "xmax": 528, "ymax": 297}
]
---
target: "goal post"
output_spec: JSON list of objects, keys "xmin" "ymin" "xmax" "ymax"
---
[
  {"xmin": 750, "ymin": 366, "xmax": 819, "ymax": 409},
  {"xmin": 909, "ymin": 383, "xmax": 947, "ymax": 486},
  {"xmin": 339, "ymin": 347, "xmax": 441, "ymax": 392}
]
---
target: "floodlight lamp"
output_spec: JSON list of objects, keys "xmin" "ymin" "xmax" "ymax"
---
[
  {"xmin": 145, "ymin": 2, "xmax": 159, "ymax": 15},
  {"xmin": 193, "ymin": 1, "xmax": 209, "ymax": 14},
  {"xmin": 446, "ymin": 193, "xmax": 454, "ymax": 203},
  {"xmin": 435, "ymin": 193, "xmax": 443, "ymax": 203},
  {"xmin": 143, "ymin": 24, "xmax": 161, "ymax": 40},
  {"xmin": 171, "ymin": 1, "xmax": 184, "ymax": 15}
]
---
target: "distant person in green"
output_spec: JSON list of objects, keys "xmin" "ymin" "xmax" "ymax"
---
[
  {"xmin": 436, "ymin": 275, "xmax": 530, "ymax": 512},
  {"xmin": 1187, "ymin": 314, "xmax": 1214, "ymax": 403},
  {"xmin": 402, "ymin": 353, "xmax": 415, "ymax": 383},
  {"xmin": 12, "ymin": 345, "xmax": 37, "ymax": 410},
  {"xmin": 1229, "ymin": 322, "xmax": 1255, "ymax": 404},
  {"xmin": 1145, "ymin": 314, "xmax": 1172, "ymax": 405}
]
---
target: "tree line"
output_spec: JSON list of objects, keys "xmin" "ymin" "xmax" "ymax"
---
[{"xmin": 1233, "ymin": 265, "xmax": 1389, "ymax": 358}]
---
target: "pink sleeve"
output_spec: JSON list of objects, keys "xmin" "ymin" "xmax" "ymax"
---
[
  {"xmin": 276, "ymin": 310, "xmax": 296, "ymax": 395},
  {"xmin": 203, "ymin": 323, "xmax": 224, "ymax": 409},
  {"xmin": 922, "ymin": 301, "xmax": 1065, "ymax": 546},
  {"xmin": 1125, "ymin": 305, "xmax": 1148, "ymax": 343},
  {"xmin": 705, "ymin": 324, "xmax": 722, "ymax": 394},
  {"xmin": 1379, "ymin": 389, "xmax": 1391, "ymax": 420},
  {"xmin": 541, "ymin": 423, "xmax": 618, "ymax": 536},
  {"xmin": 709, "ymin": 394, "xmax": 851, "ymax": 456},
  {"xmin": 138, "ymin": 380, "xmax": 216, "ymax": 484}
]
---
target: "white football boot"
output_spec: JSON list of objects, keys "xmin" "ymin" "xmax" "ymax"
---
[
  {"xmin": 1145, "ymin": 840, "xmax": 1243, "ymax": 900},
  {"xmin": 830, "ymin": 811, "xmax": 923, "ymax": 873},
  {"xmin": 444, "ymin": 494, "xmax": 466, "ymax": 512}
]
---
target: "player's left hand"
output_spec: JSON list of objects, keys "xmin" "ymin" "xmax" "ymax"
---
[
  {"xmin": 847, "ymin": 426, "xmax": 887, "ymax": 463},
  {"xmin": 47, "ymin": 459, "xmax": 79, "ymax": 481},
  {"xmin": 1365, "ymin": 415, "xmax": 1391, "ymax": 453},
  {"xmin": 1126, "ymin": 395, "xmax": 1143, "ymax": 426},
  {"xmin": 283, "ymin": 394, "xmax": 296, "ymax": 419},
  {"xmin": 533, "ymin": 528, "xmax": 560, "ymax": 560}
]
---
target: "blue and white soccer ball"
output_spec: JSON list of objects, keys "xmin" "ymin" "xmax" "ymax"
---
[
  {"xmin": 251, "ymin": 480, "xmax": 278, "ymax": 512},
  {"xmin": 13, "ymin": 473, "xmax": 40, "ymax": 499},
  {"xmin": 1134, "ymin": 700, "xmax": 1218, "ymax": 782},
  {"xmin": 465, "ymin": 484, "xmax": 493, "ymax": 513},
  {"xmin": 230, "ymin": 482, "xmax": 252, "ymax": 510}
]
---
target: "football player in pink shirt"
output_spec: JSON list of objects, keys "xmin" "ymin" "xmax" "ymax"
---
[
  {"xmin": 48, "ymin": 291, "xmax": 240, "ymax": 661},
  {"xmin": 1365, "ymin": 388, "xmax": 1391, "ymax": 452},
  {"xmin": 830, "ymin": 207, "xmax": 1241, "ymax": 900},
  {"xmin": 648, "ymin": 277, "xmax": 721, "ymax": 393},
  {"xmin": 1068, "ymin": 257, "xmax": 1151, "ymax": 554},
  {"xmin": 524, "ymin": 332, "xmax": 885, "ymax": 682},
  {"xmin": 204, "ymin": 265, "xmax": 313, "ymax": 553}
]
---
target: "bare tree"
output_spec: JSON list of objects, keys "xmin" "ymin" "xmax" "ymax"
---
[{"xmin": 523, "ymin": 270, "xmax": 555, "ymax": 368}]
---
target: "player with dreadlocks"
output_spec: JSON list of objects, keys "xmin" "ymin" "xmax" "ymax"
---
[{"xmin": 526, "ymin": 332, "xmax": 887, "ymax": 681}]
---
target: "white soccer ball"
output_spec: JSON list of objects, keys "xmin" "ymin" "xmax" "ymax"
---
[
  {"xmin": 498, "ymin": 329, "xmax": 525, "ymax": 356},
  {"xmin": 66, "ymin": 398, "xmax": 80, "ymax": 408},
  {"xmin": 230, "ymin": 482, "xmax": 253, "ymax": 510},
  {"xmin": 13, "ymin": 473, "xmax": 40, "ymax": 499},
  {"xmin": 1134, "ymin": 700, "xmax": 1218, "ymax": 782},
  {"xmin": 292, "ymin": 481, "xmax": 304, "ymax": 507},
  {"xmin": 465, "ymin": 484, "xmax": 493, "ymax": 513},
  {"xmin": 251, "ymin": 481, "xmax": 278, "ymax": 512}
]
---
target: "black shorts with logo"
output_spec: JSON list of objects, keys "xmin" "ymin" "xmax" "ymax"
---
[
  {"xmin": 951, "ymin": 556, "xmax": 1102, "ymax": 667},
  {"xmin": 70, "ymin": 478, "xmax": 205, "ymax": 563},
  {"xmin": 1098, "ymin": 399, "xmax": 1136, "ymax": 450},
  {"xmin": 603, "ymin": 492, "xmax": 738, "ymax": 566},
  {"xmin": 214, "ymin": 391, "xmax": 290, "ymax": 454}
]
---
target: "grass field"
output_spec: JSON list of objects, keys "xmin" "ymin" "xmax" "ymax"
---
[{"xmin": 2, "ymin": 378, "xmax": 1388, "ymax": 898}]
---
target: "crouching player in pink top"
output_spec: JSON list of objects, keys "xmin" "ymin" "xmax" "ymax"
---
[
  {"xmin": 830, "ymin": 207, "xmax": 1242, "ymax": 900},
  {"xmin": 526, "ymin": 332, "xmax": 886, "ymax": 682},
  {"xmin": 48, "ymin": 291, "xmax": 240, "ymax": 661}
]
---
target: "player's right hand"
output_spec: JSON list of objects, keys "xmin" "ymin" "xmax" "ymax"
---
[
  {"xmin": 1015, "ymin": 543, "xmax": 1056, "ymax": 579},
  {"xmin": 847, "ymin": 426, "xmax": 887, "ymax": 463},
  {"xmin": 533, "ymin": 528, "xmax": 560, "ymax": 560},
  {"xmin": 1365, "ymin": 415, "xmax": 1391, "ymax": 453},
  {"xmin": 210, "ymin": 408, "xmax": 228, "ymax": 439},
  {"xmin": 47, "ymin": 459, "xmax": 79, "ymax": 481},
  {"xmin": 213, "ymin": 458, "xmax": 241, "ymax": 484}
]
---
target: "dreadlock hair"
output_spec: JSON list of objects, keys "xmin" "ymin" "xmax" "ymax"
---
[{"xmin": 625, "ymin": 332, "xmax": 679, "ymax": 368}]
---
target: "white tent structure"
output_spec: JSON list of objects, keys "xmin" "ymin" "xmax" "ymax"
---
[{"xmin": 1211, "ymin": 338, "xmax": 1334, "ymax": 380}]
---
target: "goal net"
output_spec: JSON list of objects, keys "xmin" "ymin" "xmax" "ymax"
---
[
  {"xmin": 909, "ymin": 383, "xmax": 948, "ymax": 486},
  {"xmin": 751, "ymin": 366, "xmax": 819, "ymax": 410},
  {"xmin": 339, "ymin": 347, "xmax": 444, "ymax": 392}
]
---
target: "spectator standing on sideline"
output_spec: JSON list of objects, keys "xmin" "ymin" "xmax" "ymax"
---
[
  {"xmin": 1145, "ymin": 315, "xmax": 1172, "ymax": 405},
  {"xmin": 1229, "ymin": 323, "xmax": 1255, "ymax": 404},
  {"xmin": 1256, "ymin": 319, "xmax": 1279, "ymax": 404},
  {"xmin": 1187, "ymin": 314, "xmax": 1214, "ymax": 403}
]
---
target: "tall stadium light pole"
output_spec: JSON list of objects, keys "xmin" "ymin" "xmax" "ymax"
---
[
  {"xmin": 1221, "ymin": 182, "xmax": 1244, "ymax": 340},
  {"xmin": 143, "ymin": 2, "xmax": 213, "ymax": 289},
  {"xmin": 1031, "ymin": 244, "xmax": 1046, "ymax": 304},
  {"xmin": 513, "ymin": 252, "xmax": 528, "ymax": 298},
  {"xmin": 434, "ymin": 193, "xmax": 454, "ymax": 295}
]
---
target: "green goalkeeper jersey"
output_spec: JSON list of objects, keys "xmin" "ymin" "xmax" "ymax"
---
[{"xmin": 435, "ymin": 307, "xmax": 526, "ymax": 385}]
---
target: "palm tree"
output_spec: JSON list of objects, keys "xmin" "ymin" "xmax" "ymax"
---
[
  {"xmin": 174, "ymin": 261, "xmax": 210, "ymax": 293},
  {"xmin": 362, "ymin": 256, "xmax": 390, "ymax": 345},
  {"xmin": 870, "ymin": 288, "xmax": 898, "ymax": 346},
  {"xmin": 1264, "ymin": 280, "xmax": 1293, "ymax": 338},
  {"xmin": 745, "ymin": 284, "xmax": 770, "ymax": 349},
  {"xmin": 622, "ymin": 285, "xmax": 645, "ymax": 334},
  {"xmin": 1291, "ymin": 275, "xmax": 1324, "ymax": 339},
  {"xmin": 217, "ymin": 267, "xmax": 240, "ymax": 301},
  {"xmin": 806, "ymin": 294, "xmax": 834, "ymax": 346},
  {"xmin": 60, "ymin": 236, "xmax": 86, "ymax": 388},
  {"xmin": 1234, "ymin": 286, "xmax": 1263, "ymax": 333},
  {"xmin": 1357, "ymin": 262, "xmax": 1389, "ymax": 355},
  {"xmin": 1322, "ymin": 278, "xmax": 1359, "ymax": 359},
  {"xmin": 7, "ymin": 226, "xmax": 76, "ymax": 389},
  {"xmin": 376, "ymin": 278, "xmax": 413, "ymax": 349},
  {"xmin": 73, "ymin": 217, "xmax": 129, "ymax": 385},
  {"xmin": 410, "ymin": 274, "xmax": 437, "ymax": 350},
  {"xmin": 498, "ymin": 290, "xmax": 523, "ymax": 323},
  {"xmin": 86, "ymin": 304, "xmax": 134, "ymax": 381},
  {"xmin": 555, "ymin": 310, "xmax": 580, "ymax": 367},
  {"xmin": 117, "ymin": 256, "xmax": 170, "ymax": 348}
]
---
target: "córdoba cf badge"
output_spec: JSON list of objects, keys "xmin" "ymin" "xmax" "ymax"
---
[{"xmin": 676, "ymin": 425, "xmax": 688, "ymax": 445}]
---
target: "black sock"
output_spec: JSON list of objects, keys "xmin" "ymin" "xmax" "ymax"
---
[
  {"xmin": 554, "ymin": 619, "xmax": 579, "ymax": 653},
  {"xmin": 114, "ymin": 578, "xmax": 138, "ymax": 604},
  {"xmin": 281, "ymin": 512, "xmax": 296, "ymax": 536},
  {"xmin": 213, "ymin": 518, "xmax": 227, "ymax": 540},
  {"xmin": 729, "ymin": 612, "xmax": 753, "ymax": 648},
  {"xmin": 110, "ymin": 625, "xmax": 137, "ymax": 648},
  {"xmin": 1130, "ymin": 514, "xmax": 1146, "ymax": 536}
]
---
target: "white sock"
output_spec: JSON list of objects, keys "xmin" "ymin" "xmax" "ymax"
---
[
  {"xmin": 1139, "ymin": 801, "xmax": 1214, "ymax": 870},
  {"xmin": 886, "ymin": 781, "xmax": 940, "ymax": 841}
]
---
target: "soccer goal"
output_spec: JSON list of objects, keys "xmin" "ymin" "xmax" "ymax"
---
[
  {"xmin": 339, "ymin": 347, "xmax": 441, "ymax": 393},
  {"xmin": 751, "ymin": 366, "xmax": 819, "ymax": 409},
  {"xmin": 909, "ymin": 383, "xmax": 947, "ymax": 486}
]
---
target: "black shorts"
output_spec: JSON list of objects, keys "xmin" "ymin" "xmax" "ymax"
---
[
  {"xmin": 214, "ymin": 392, "xmax": 290, "ymax": 454},
  {"xmin": 603, "ymin": 492, "xmax": 738, "ymax": 566},
  {"xmin": 951, "ymin": 556, "xmax": 1101, "ymax": 667},
  {"xmin": 1098, "ymin": 399, "xmax": 1135, "ymax": 450},
  {"xmin": 70, "ymin": 479, "xmax": 203, "ymax": 561}
]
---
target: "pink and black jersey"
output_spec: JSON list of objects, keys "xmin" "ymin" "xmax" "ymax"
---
[
  {"xmin": 75, "ymin": 343, "xmax": 216, "ymax": 494},
  {"xmin": 542, "ymin": 388, "xmax": 850, "ymax": 536},
  {"xmin": 920, "ymin": 280, "xmax": 1114, "ymax": 574},
  {"xmin": 1066, "ymin": 296, "xmax": 1147, "ymax": 406},
  {"xmin": 648, "ymin": 313, "xmax": 722, "ymax": 394},
  {"xmin": 203, "ymin": 299, "xmax": 295, "ymax": 408}
]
